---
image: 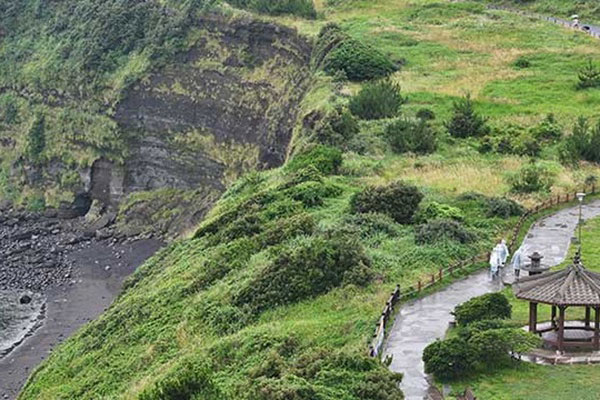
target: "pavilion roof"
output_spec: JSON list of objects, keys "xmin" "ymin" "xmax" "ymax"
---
[{"xmin": 514, "ymin": 263, "xmax": 600, "ymax": 306}]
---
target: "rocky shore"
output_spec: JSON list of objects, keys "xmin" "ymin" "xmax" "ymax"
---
[{"xmin": 0, "ymin": 206, "xmax": 162, "ymax": 399}]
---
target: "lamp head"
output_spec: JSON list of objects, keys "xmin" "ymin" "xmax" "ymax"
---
[{"xmin": 577, "ymin": 192, "xmax": 586, "ymax": 203}]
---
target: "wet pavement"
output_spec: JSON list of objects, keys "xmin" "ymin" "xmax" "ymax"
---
[{"xmin": 383, "ymin": 199, "xmax": 600, "ymax": 400}]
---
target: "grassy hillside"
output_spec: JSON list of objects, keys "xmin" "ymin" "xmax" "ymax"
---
[{"xmin": 15, "ymin": 0, "xmax": 600, "ymax": 399}]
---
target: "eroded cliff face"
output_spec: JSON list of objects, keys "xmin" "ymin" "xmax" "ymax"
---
[
  {"xmin": 112, "ymin": 15, "xmax": 312, "ymax": 195},
  {"xmin": 41, "ymin": 15, "xmax": 312, "ymax": 235}
]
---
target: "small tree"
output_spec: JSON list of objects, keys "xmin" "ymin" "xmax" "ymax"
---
[
  {"xmin": 384, "ymin": 118, "xmax": 437, "ymax": 155},
  {"xmin": 445, "ymin": 94, "xmax": 488, "ymax": 138},
  {"xmin": 577, "ymin": 59, "xmax": 600, "ymax": 90},
  {"xmin": 349, "ymin": 79, "xmax": 406, "ymax": 120}
]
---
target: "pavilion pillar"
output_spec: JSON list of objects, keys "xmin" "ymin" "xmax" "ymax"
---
[
  {"xmin": 529, "ymin": 302, "xmax": 538, "ymax": 333},
  {"xmin": 551, "ymin": 305, "xmax": 557, "ymax": 329},
  {"xmin": 595, "ymin": 307, "xmax": 600, "ymax": 351},
  {"xmin": 586, "ymin": 307, "xmax": 591, "ymax": 329},
  {"xmin": 558, "ymin": 306, "xmax": 566, "ymax": 352}
]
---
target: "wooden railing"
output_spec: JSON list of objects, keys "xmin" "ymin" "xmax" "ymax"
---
[{"xmin": 368, "ymin": 185, "xmax": 596, "ymax": 357}]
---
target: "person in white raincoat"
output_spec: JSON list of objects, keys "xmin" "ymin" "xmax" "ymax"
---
[
  {"xmin": 511, "ymin": 246, "xmax": 525, "ymax": 278},
  {"xmin": 489, "ymin": 245, "xmax": 501, "ymax": 277},
  {"xmin": 497, "ymin": 239, "xmax": 510, "ymax": 267}
]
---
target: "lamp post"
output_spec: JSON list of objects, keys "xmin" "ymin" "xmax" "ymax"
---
[{"xmin": 577, "ymin": 192, "xmax": 586, "ymax": 254}]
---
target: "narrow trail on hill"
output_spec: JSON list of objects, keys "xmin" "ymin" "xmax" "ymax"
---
[{"xmin": 383, "ymin": 199, "xmax": 600, "ymax": 400}]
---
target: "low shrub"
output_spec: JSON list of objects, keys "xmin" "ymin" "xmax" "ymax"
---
[
  {"xmin": 349, "ymin": 79, "xmax": 406, "ymax": 120},
  {"xmin": 530, "ymin": 114, "xmax": 562, "ymax": 142},
  {"xmin": 445, "ymin": 94, "xmax": 488, "ymax": 138},
  {"xmin": 344, "ymin": 212, "xmax": 403, "ymax": 238},
  {"xmin": 452, "ymin": 292, "xmax": 512, "ymax": 326},
  {"xmin": 314, "ymin": 106, "xmax": 360, "ymax": 148},
  {"xmin": 287, "ymin": 145, "xmax": 343, "ymax": 175},
  {"xmin": 235, "ymin": 232, "xmax": 371, "ymax": 312},
  {"xmin": 469, "ymin": 328, "xmax": 539, "ymax": 364},
  {"xmin": 139, "ymin": 359, "xmax": 223, "ymax": 400},
  {"xmin": 415, "ymin": 219, "xmax": 475, "ymax": 245},
  {"xmin": 260, "ymin": 213, "xmax": 316, "ymax": 247},
  {"xmin": 577, "ymin": 59, "xmax": 600, "ymax": 90},
  {"xmin": 228, "ymin": 0, "xmax": 317, "ymax": 18},
  {"xmin": 416, "ymin": 108, "xmax": 436, "ymax": 121},
  {"xmin": 316, "ymin": 24, "xmax": 398, "ymax": 81},
  {"xmin": 283, "ymin": 181, "xmax": 341, "ymax": 207},
  {"xmin": 350, "ymin": 181, "xmax": 423, "ymax": 224},
  {"xmin": 508, "ymin": 162, "xmax": 555, "ymax": 193},
  {"xmin": 486, "ymin": 197, "xmax": 525, "ymax": 218},
  {"xmin": 384, "ymin": 118, "xmax": 437, "ymax": 155},
  {"xmin": 416, "ymin": 202, "xmax": 464, "ymax": 223},
  {"xmin": 514, "ymin": 56, "xmax": 531, "ymax": 69},
  {"xmin": 423, "ymin": 338, "xmax": 475, "ymax": 381}
]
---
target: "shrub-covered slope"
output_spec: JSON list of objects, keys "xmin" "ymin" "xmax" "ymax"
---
[
  {"xmin": 14, "ymin": 0, "xmax": 600, "ymax": 398},
  {"xmin": 20, "ymin": 145, "xmax": 518, "ymax": 398}
]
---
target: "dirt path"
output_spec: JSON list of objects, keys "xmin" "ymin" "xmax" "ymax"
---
[
  {"xmin": 0, "ymin": 239, "xmax": 162, "ymax": 400},
  {"xmin": 383, "ymin": 199, "xmax": 600, "ymax": 400}
]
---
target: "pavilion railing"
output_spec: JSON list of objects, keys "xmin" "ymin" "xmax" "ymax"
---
[{"xmin": 369, "ymin": 185, "xmax": 596, "ymax": 357}]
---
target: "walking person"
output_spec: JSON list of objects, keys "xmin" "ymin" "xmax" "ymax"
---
[
  {"xmin": 497, "ymin": 239, "xmax": 510, "ymax": 268},
  {"xmin": 511, "ymin": 246, "xmax": 525, "ymax": 279},
  {"xmin": 489, "ymin": 245, "xmax": 501, "ymax": 278}
]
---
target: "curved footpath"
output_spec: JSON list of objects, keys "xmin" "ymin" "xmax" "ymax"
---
[{"xmin": 383, "ymin": 199, "xmax": 600, "ymax": 400}]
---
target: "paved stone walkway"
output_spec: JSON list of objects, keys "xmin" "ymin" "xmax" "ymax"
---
[{"xmin": 383, "ymin": 199, "xmax": 600, "ymax": 400}]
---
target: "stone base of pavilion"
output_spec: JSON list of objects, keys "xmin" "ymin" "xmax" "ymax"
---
[{"xmin": 519, "ymin": 321, "xmax": 600, "ymax": 365}]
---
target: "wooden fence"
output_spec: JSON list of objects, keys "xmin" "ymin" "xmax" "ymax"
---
[{"xmin": 369, "ymin": 185, "xmax": 596, "ymax": 357}]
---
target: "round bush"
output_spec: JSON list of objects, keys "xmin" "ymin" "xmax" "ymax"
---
[
  {"xmin": 415, "ymin": 219, "xmax": 475, "ymax": 245},
  {"xmin": 314, "ymin": 106, "xmax": 359, "ymax": 148},
  {"xmin": 452, "ymin": 292, "xmax": 512, "ymax": 326},
  {"xmin": 445, "ymin": 94, "xmax": 488, "ymax": 138},
  {"xmin": 486, "ymin": 197, "xmax": 524, "ymax": 218},
  {"xmin": 350, "ymin": 181, "xmax": 423, "ymax": 224},
  {"xmin": 423, "ymin": 338, "xmax": 475, "ymax": 381},
  {"xmin": 508, "ymin": 162, "xmax": 555, "ymax": 193}
]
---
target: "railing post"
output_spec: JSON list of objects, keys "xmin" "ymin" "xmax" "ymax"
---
[
  {"xmin": 439, "ymin": 268, "xmax": 442, "ymax": 280},
  {"xmin": 417, "ymin": 280, "xmax": 422, "ymax": 292}
]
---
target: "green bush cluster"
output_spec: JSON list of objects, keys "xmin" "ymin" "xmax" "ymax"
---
[
  {"xmin": 560, "ymin": 117, "xmax": 600, "ymax": 164},
  {"xmin": 228, "ymin": 0, "xmax": 317, "ymax": 18},
  {"xmin": 416, "ymin": 201, "xmax": 465, "ymax": 223},
  {"xmin": 384, "ymin": 118, "xmax": 437, "ymax": 155},
  {"xmin": 314, "ymin": 106, "xmax": 360, "ymax": 148},
  {"xmin": 479, "ymin": 115, "xmax": 561, "ymax": 157},
  {"xmin": 452, "ymin": 293, "xmax": 512, "ymax": 325},
  {"xmin": 283, "ymin": 181, "xmax": 342, "ymax": 207},
  {"xmin": 139, "ymin": 359, "xmax": 224, "ymax": 400},
  {"xmin": 286, "ymin": 145, "xmax": 343, "ymax": 175},
  {"xmin": 350, "ymin": 181, "xmax": 423, "ymax": 224},
  {"xmin": 314, "ymin": 24, "xmax": 398, "ymax": 81},
  {"xmin": 486, "ymin": 197, "xmax": 525, "ymax": 218},
  {"xmin": 508, "ymin": 162, "xmax": 556, "ymax": 193},
  {"xmin": 423, "ymin": 327, "xmax": 540, "ymax": 381},
  {"xmin": 343, "ymin": 212, "xmax": 403, "ymax": 238},
  {"xmin": 446, "ymin": 94, "xmax": 488, "ymax": 138},
  {"xmin": 234, "ymin": 231, "xmax": 372, "ymax": 312},
  {"xmin": 415, "ymin": 219, "xmax": 475, "ymax": 245},
  {"xmin": 349, "ymin": 79, "xmax": 406, "ymax": 120},
  {"xmin": 423, "ymin": 293, "xmax": 538, "ymax": 381}
]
